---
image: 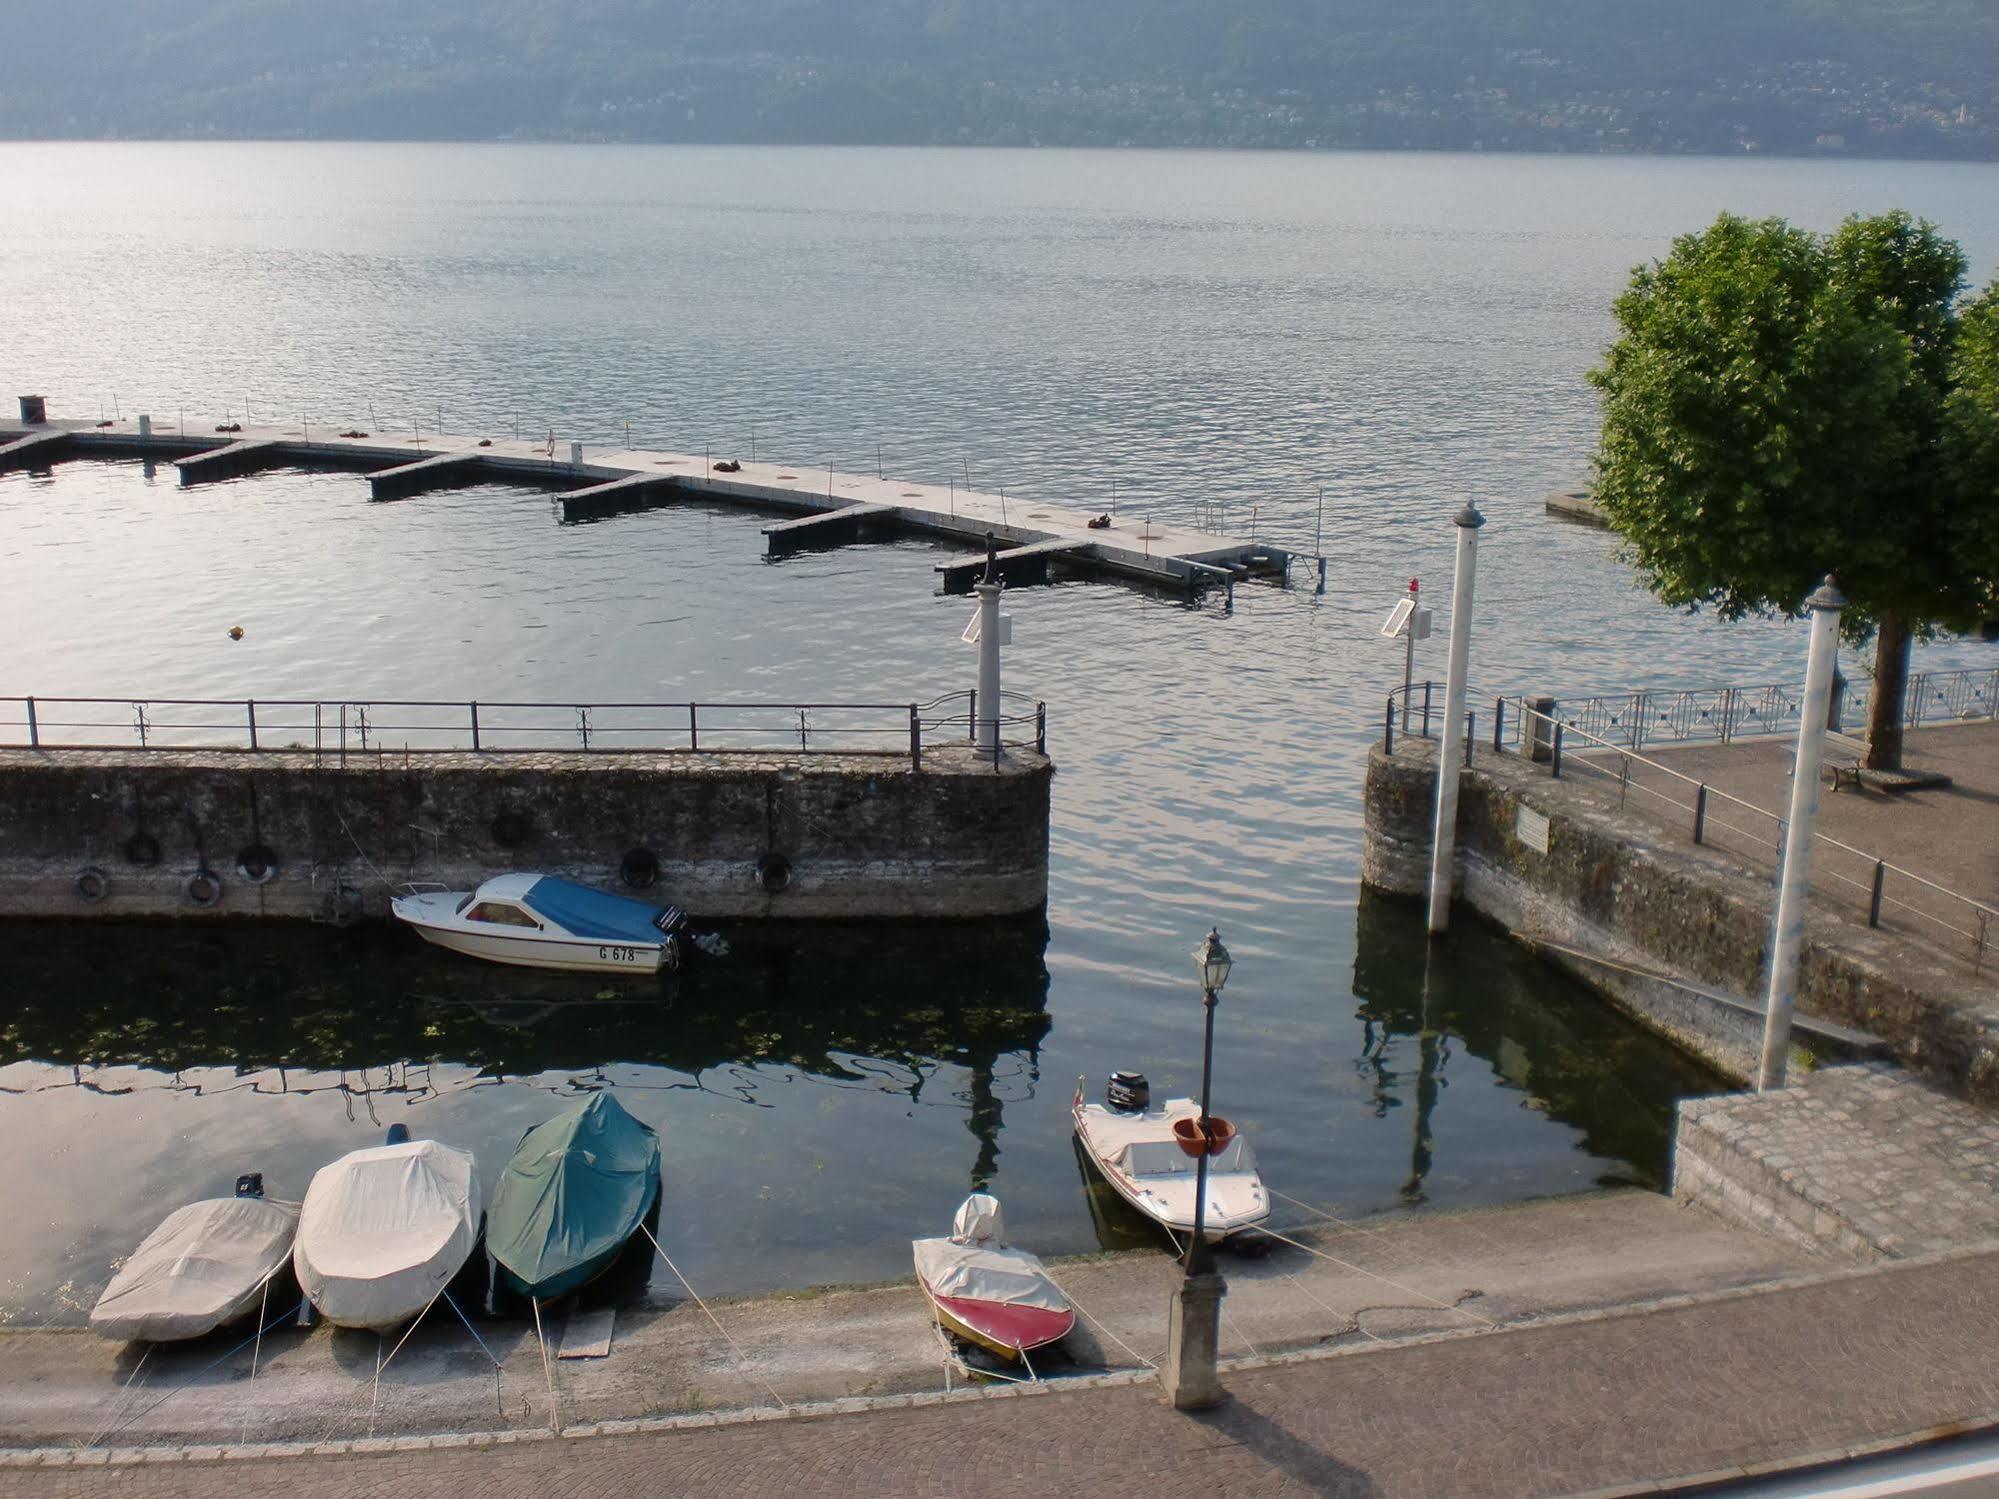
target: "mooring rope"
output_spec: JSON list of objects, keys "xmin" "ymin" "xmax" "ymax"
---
[
  {"xmin": 530, "ymin": 1298, "xmax": 561, "ymax": 1434},
  {"xmin": 1248, "ymin": 1222, "xmax": 1497, "ymax": 1330},
  {"xmin": 82, "ymin": 1344, "xmax": 153, "ymax": 1449},
  {"xmin": 439, "ymin": 1289, "xmax": 507, "ymax": 1418},
  {"xmin": 1034, "ymin": 1264, "xmax": 1156, "ymax": 1371},
  {"xmin": 638, "ymin": 1223, "xmax": 791, "ymax": 1412},
  {"xmin": 93, "ymin": 1297, "xmax": 306, "ymax": 1447}
]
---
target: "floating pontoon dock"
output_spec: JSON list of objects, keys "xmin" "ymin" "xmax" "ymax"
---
[{"xmin": 0, "ymin": 409, "xmax": 1298, "ymax": 592}]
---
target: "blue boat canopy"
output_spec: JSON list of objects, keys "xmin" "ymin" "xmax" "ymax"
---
[{"xmin": 520, "ymin": 877, "xmax": 678, "ymax": 944}]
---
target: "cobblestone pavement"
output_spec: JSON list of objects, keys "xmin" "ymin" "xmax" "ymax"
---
[
  {"xmin": 10, "ymin": 1249, "xmax": 1998, "ymax": 1499},
  {"xmin": 1678, "ymin": 1064, "xmax": 1999, "ymax": 1261}
]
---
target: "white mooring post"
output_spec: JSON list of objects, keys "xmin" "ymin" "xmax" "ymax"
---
[
  {"xmin": 1758, "ymin": 575, "xmax": 1846, "ymax": 1090},
  {"xmin": 1426, "ymin": 504, "xmax": 1485, "ymax": 935},
  {"xmin": 975, "ymin": 565, "xmax": 1003, "ymax": 756}
]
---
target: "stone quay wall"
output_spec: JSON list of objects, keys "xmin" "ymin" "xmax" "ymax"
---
[
  {"xmin": 0, "ymin": 744, "xmax": 1050, "ymax": 922},
  {"xmin": 1364, "ymin": 738, "xmax": 1999, "ymax": 1103}
]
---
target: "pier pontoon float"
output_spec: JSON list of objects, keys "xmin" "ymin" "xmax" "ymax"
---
[
  {"xmin": 912, "ymin": 1193, "xmax": 1074, "ymax": 1362},
  {"xmin": 90, "ymin": 1177, "xmax": 298, "ymax": 1342},
  {"xmin": 293, "ymin": 1127, "xmax": 482, "ymax": 1332},
  {"xmin": 392, "ymin": 874, "xmax": 685, "ymax": 974},
  {"xmin": 1072, "ymin": 1072, "xmax": 1269, "ymax": 1243}
]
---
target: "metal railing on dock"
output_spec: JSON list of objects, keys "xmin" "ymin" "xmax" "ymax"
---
[
  {"xmin": 1498, "ymin": 665, "xmax": 1999, "ymax": 753},
  {"xmin": 1383, "ymin": 680, "xmax": 1997, "ymax": 972},
  {"xmin": 0, "ymin": 690, "xmax": 1048, "ymax": 767}
]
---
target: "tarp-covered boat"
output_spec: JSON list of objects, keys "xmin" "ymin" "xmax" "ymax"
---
[
  {"xmin": 90, "ymin": 1194, "xmax": 299, "ymax": 1343},
  {"xmin": 294, "ymin": 1134, "xmax": 482, "ymax": 1332},
  {"xmin": 912, "ymin": 1194, "xmax": 1074, "ymax": 1360},
  {"xmin": 392, "ymin": 874, "xmax": 685, "ymax": 974},
  {"xmin": 488, "ymin": 1093, "xmax": 662, "ymax": 1302}
]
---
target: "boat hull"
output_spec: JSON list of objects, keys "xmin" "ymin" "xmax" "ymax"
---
[
  {"xmin": 406, "ymin": 921, "xmax": 667, "ymax": 974},
  {"xmin": 1073, "ymin": 1101, "xmax": 1268, "ymax": 1242},
  {"xmin": 926, "ymin": 1287, "xmax": 1075, "ymax": 1360}
]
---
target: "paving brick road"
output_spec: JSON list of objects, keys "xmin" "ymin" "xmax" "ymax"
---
[{"xmin": 11, "ymin": 1250, "xmax": 1999, "ymax": 1498}]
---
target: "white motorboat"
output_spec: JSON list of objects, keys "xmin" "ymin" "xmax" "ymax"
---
[
  {"xmin": 293, "ymin": 1129, "xmax": 482, "ymax": 1332},
  {"xmin": 90, "ymin": 1182, "xmax": 298, "ymax": 1343},
  {"xmin": 1072, "ymin": 1073, "xmax": 1269, "ymax": 1243},
  {"xmin": 391, "ymin": 873, "xmax": 684, "ymax": 974},
  {"xmin": 912, "ymin": 1194, "xmax": 1074, "ymax": 1361}
]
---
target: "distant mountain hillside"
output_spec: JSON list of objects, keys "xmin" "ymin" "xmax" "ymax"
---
[{"xmin": 6, "ymin": 0, "xmax": 1996, "ymax": 157}]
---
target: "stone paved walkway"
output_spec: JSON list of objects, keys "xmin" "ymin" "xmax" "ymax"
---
[{"xmin": 11, "ymin": 1249, "xmax": 1998, "ymax": 1499}]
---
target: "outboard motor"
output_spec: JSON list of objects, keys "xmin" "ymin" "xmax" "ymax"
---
[
  {"xmin": 1106, "ymin": 1071, "xmax": 1150, "ymax": 1114},
  {"xmin": 233, "ymin": 1172, "xmax": 265, "ymax": 1199}
]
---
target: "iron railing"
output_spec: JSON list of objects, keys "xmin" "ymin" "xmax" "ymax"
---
[
  {"xmin": 0, "ymin": 690, "xmax": 1049, "ymax": 768},
  {"xmin": 1500, "ymin": 666, "xmax": 1999, "ymax": 753},
  {"xmin": 1384, "ymin": 681, "xmax": 1996, "ymax": 971}
]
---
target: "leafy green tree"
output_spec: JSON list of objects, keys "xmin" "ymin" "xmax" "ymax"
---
[{"xmin": 1590, "ymin": 211, "xmax": 1999, "ymax": 769}]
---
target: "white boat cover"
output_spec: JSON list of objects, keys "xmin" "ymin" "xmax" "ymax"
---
[
  {"xmin": 90, "ymin": 1197, "xmax": 299, "ymax": 1343},
  {"xmin": 294, "ymin": 1140, "xmax": 481, "ymax": 1331},
  {"xmin": 911, "ymin": 1193, "xmax": 1067, "ymax": 1312}
]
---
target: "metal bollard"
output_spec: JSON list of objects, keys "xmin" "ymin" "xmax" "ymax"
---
[
  {"xmin": 1693, "ymin": 785, "xmax": 1708, "ymax": 845},
  {"xmin": 1869, "ymin": 861, "xmax": 1886, "ymax": 927},
  {"xmin": 1551, "ymin": 724, "xmax": 1564, "ymax": 778}
]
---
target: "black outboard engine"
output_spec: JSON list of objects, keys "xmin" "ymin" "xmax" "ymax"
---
[
  {"xmin": 1106, "ymin": 1071, "xmax": 1150, "ymax": 1114},
  {"xmin": 234, "ymin": 1172, "xmax": 265, "ymax": 1199}
]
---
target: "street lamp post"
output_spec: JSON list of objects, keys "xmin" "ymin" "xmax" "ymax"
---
[{"xmin": 1163, "ymin": 927, "xmax": 1232, "ymax": 1410}]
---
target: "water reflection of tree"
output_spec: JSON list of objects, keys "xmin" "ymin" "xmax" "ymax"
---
[
  {"xmin": 1350, "ymin": 892, "xmax": 1722, "ymax": 1194},
  {"xmin": 2, "ymin": 917, "xmax": 1053, "ymax": 1183}
]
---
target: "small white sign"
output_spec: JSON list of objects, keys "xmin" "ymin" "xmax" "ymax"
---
[
  {"xmin": 1380, "ymin": 598, "xmax": 1414, "ymax": 638},
  {"xmin": 1515, "ymin": 804, "xmax": 1550, "ymax": 854},
  {"xmin": 962, "ymin": 612, "xmax": 1013, "ymax": 645}
]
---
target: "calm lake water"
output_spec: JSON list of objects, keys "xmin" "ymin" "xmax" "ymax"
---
[{"xmin": 2, "ymin": 144, "xmax": 1996, "ymax": 1323}]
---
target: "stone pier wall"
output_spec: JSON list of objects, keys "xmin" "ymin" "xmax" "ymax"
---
[
  {"xmin": 0, "ymin": 745, "xmax": 1051, "ymax": 921},
  {"xmin": 1363, "ymin": 738, "xmax": 1999, "ymax": 1103}
]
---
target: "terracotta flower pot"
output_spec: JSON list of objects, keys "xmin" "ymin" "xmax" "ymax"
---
[{"xmin": 1171, "ymin": 1115, "xmax": 1236, "ymax": 1158}]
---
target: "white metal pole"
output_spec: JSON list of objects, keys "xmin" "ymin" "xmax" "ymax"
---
[
  {"xmin": 1402, "ymin": 577, "xmax": 1419, "ymax": 714},
  {"xmin": 1758, "ymin": 575, "xmax": 1845, "ymax": 1090},
  {"xmin": 1426, "ymin": 505, "xmax": 1485, "ymax": 934},
  {"xmin": 976, "ymin": 577, "xmax": 1002, "ymax": 756}
]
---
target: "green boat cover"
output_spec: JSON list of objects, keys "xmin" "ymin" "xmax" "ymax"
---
[{"xmin": 488, "ymin": 1093, "xmax": 661, "ymax": 1301}]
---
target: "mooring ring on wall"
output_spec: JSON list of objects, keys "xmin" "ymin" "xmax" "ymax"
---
[
  {"xmin": 755, "ymin": 853, "xmax": 791, "ymax": 894},
  {"xmin": 491, "ymin": 809, "xmax": 532, "ymax": 848},
  {"xmin": 237, "ymin": 843, "xmax": 279, "ymax": 885},
  {"xmin": 123, "ymin": 832, "xmax": 161, "ymax": 866},
  {"xmin": 185, "ymin": 869, "xmax": 224, "ymax": 907},
  {"xmin": 620, "ymin": 846, "xmax": 660, "ymax": 890},
  {"xmin": 76, "ymin": 867, "xmax": 109, "ymax": 903}
]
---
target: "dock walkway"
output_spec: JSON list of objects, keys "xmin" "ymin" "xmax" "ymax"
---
[
  {"xmin": 0, "ymin": 414, "xmax": 1295, "ymax": 591},
  {"xmin": 5, "ymin": 1231, "xmax": 1996, "ymax": 1496}
]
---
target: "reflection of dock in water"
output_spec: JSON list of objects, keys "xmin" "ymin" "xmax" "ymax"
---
[
  {"xmin": 1349, "ymin": 891, "xmax": 1725, "ymax": 1196},
  {"xmin": 4, "ymin": 916, "xmax": 1053, "ymax": 1187}
]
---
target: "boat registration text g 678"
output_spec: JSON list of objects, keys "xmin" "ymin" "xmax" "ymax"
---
[{"xmin": 598, "ymin": 945, "xmax": 645, "ymax": 963}]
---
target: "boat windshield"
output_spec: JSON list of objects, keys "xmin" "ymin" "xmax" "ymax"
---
[
  {"xmin": 465, "ymin": 901, "xmax": 540, "ymax": 928},
  {"xmin": 1120, "ymin": 1137, "xmax": 1258, "ymax": 1178}
]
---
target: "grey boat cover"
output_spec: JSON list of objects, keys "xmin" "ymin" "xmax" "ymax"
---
[
  {"xmin": 911, "ymin": 1194, "xmax": 1068, "ymax": 1312},
  {"xmin": 90, "ymin": 1197, "xmax": 299, "ymax": 1343},
  {"xmin": 294, "ymin": 1139, "xmax": 481, "ymax": 1331}
]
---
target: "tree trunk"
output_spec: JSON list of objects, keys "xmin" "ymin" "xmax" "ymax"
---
[{"xmin": 1864, "ymin": 613, "xmax": 1912, "ymax": 771}]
